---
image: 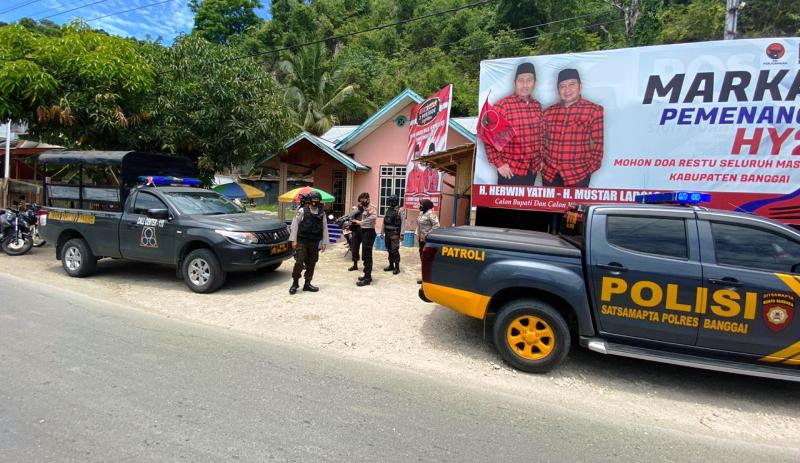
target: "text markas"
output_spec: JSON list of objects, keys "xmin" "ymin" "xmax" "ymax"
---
[{"xmin": 642, "ymin": 70, "xmax": 800, "ymax": 156}]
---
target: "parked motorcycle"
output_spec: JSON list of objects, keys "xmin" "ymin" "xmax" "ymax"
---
[
  {"xmin": 0, "ymin": 208, "xmax": 33, "ymax": 256},
  {"xmin": 19, "ymin": 203, "xmax": 46, "ymax": 247}
]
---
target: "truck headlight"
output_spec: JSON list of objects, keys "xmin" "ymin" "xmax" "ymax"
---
[{"xmin": 215, "ymin": 230, "xmax": 259, "ymax": 245}]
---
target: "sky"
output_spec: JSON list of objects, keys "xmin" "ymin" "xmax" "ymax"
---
[{"xmin": 0, "ymin": 0, "xmax": 272, "ymax": 44}]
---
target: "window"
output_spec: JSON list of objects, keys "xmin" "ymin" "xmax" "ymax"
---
[
  {"xmin": 332, "ymin": 171, "xmax": 345, "ymax": 216},
  {"xmin": 379, "ymin": 165, "xmax": 406, "ymax": 216},
  {"xmin": 131, "ymin": 192, "xmax": 167, "ymax": 215},
  {"xmin": 606, "ymin": 215, "xmax": 688, "ymax": 259},
  {"xmin": 711, "ymin": 222, "xmax": 800, "ymax": 273}
]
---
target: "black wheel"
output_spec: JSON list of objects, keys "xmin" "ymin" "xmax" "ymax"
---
[
  {"xmin": 61, "ymin": 238, "xmax": 97, "ymax": 277},
  {"xmin": 2, "ymin": 235, "xmax": 33, "ymax": 256},
  {"xmin": 182, "ymin": 248, "xmax": 226, "ymax": 293},
  {"xmin": 492, "ymin": 299, "xmax": 571, "ymax": 374},
  {"xmin": 262, "ymin": 262, "xmax": 281, "ymax": 273}
]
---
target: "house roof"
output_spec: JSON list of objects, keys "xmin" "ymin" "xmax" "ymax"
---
[
  {"xmin": 320, "ymin": 126, "xmax": 358, "ymax": 145},
  {"xmin": 452, "ymin": 117, "xmax": 478, "ymax": 135},
  {"xmin": 281, "ymin": 132, "xmax": 370, "ymax": 172},
  {"xmin": 334, "ymin": 88, "xmax": 476, "ymax": 151}
]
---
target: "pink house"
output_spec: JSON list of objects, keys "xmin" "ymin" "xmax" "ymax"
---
[{"xmin": 263, "ymin": 89, "xmax": 477, "ymax": 231}]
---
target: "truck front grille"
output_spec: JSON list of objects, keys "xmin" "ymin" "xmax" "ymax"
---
[{"xmin": 255, "ymin": 227, "xmax": 290, "ymax": 245}]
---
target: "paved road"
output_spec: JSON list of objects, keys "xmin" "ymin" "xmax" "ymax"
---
[{"xmin": 0, "ymin": 274, "xmax": 795, "ymax": 462}]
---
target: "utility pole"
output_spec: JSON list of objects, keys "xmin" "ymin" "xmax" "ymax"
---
[
  {"xmin": 3, "ymin": 120, "xmax": 10, "ymax": 180},
  {"xmin": 725, "ymin": 0, "xmax": 744, "ymax": 40},
  {"xmin": 2, "ymin": 120, "xmax": 10, "ymax": 208}
]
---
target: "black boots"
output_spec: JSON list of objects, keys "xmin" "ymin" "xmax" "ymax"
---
[
  {"xmin": 356, "ymin": 276, "xmax": 372, "ymax": 286},
  {"xmin": 348, "ymin": 263, "xmax": 359, "ymax": 271},
  {"xmin": 291, "ymin": 279, "xmax": 318, "ymax": 294},
  {"xmin": 384, "ymin": 262, "xmax": 400, "ymax": 274}
]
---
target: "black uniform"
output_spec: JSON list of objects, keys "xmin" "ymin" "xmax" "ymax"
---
[
  {"xmin": 383, "ymin": 205, "xmax": 402, "ymax": 272},
  {"xmin": 292, "ymin": 206, "xmax": 324, "ymax": 284},
  {"xmin": 349, "ymin": 208, "xmax": 363, "ymax": 268}
]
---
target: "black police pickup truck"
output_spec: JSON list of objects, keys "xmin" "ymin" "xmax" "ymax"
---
[
  {"xmin": 420, "ymin": 193, "xmax": 800, "ymax": 381},
  {"xmin": 39, "ymin": 151, "xmax": 291, "ymax": 293}
]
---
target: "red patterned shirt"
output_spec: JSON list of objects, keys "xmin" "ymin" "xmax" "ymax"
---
[
  {"xmin": 483, "ymin": 94, "xmax": 547, "ymax": 176},
  {"xmin": 406, "ymin": 163, "xmax": 425, "ymax": 196},
  {"xmin": 542, "ymin": 98, "xmax": 604, "ymax": 186},
  {"xmin": 423, "ymin": 167, "xmax": 440, "ymax": 193}
]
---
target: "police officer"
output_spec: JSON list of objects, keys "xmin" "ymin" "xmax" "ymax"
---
[
  {"xmin": 416, "ymin": 198, "xmax": 439, "ymax": 284},
  {"xmin": 289, "ymin": 192, "xmax": 328, "ymax": 295},
  {"xmin": 347, "ymin": 201, "xmax": 363, "ymax": 272},
  {"xmin": 352, "ymin": 192, "xmax": 377, "ymax": 286},
  {"xmin": 382, "ymin": 195, "xmax": 402, "ymax": 275}
]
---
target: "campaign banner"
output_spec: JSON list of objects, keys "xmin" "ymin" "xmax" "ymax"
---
[
  {"xmin": 474, "ymin": 38, "xmax": 800, "ymax": 223},
  {"xmin": 404, "ymin": 84, "xmax": 452, "ymax": 210}
]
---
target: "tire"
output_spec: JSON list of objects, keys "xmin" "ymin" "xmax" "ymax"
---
[
  {"xmin": 261, "ymin": 262, "xmax": 281, "ymax": 273},
  {"xmin": 2, "ymin": 235, "xmax": 33, "ymax": 256},
  {"xmin": 492, "ymin": 299, "xmax": 571, "ymax": 374},
  {"xmin": 32, "ymin": 226, "xmax": 46, "ymax": 247},
  {"xmin": 61, "ymin": 238, "xmax": 97, "ymax": 277},
  {"xmin": 182, "ymin": 248, "xmax": 226, "ymax": 293}
]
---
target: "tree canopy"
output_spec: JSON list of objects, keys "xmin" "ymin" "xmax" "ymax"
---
[
  {"xmin": 0, "ymin": 0, "xmax": 797, "ymax": 170},
  {"xmin": 0, "ymin": 22, "xmax": 154, "ymax": 148}
]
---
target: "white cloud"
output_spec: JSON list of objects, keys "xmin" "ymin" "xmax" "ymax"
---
[{"xmin": 32, "ymin": 0, "xmax": 194, "ymax": 43}]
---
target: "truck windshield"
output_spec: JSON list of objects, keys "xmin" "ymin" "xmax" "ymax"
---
[{"xmin": 164, "ymin": 191, "xmax": 244, "ymax": 215}]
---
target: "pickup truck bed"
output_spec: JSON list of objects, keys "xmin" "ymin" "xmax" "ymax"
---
[{"xmin": 429, "ymin": 226, "xmax": 581, "ymax": 258}]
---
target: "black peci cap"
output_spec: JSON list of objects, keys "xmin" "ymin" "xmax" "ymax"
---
[
  {"xmin": 515, "ymin": 62, "xmax": 536, "ymax": 79},
  {"xmin": 557, "ymin": 68, "xmax": 581, "ymax": 84}
]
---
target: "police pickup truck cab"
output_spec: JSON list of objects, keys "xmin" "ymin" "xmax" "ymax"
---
[
  {"xmin": 39, "ymin": 151, "xmax": 291, "ymax": 293},
  {"xmin": 420, "ymin": 193, "xmax": 800, "ymax": 381}
]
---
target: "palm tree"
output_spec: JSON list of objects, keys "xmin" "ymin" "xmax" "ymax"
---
[{"xmin": 277, "ymin": 43, "xmax": 373, "ymax": 136}]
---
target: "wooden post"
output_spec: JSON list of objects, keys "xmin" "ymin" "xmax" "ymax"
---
[
  {"xmin": 345, "ymin": 169, "xmax": 354, "ymax": 213},
  {"xmin": 279, "ymin": 162, "xmax": 288, "ymax": 221},
  {"xmin": 0, "ymin": 178, "xmax": 7, "ymax": 208}
]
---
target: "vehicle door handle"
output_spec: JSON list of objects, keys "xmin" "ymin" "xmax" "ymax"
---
[
  {"xmin": 598, "ymin": 262, "xmax": 627, "ymax": 273},
  {"xmin": 708, "ymin": 278, "xmax": 743, "ymax": 287}
]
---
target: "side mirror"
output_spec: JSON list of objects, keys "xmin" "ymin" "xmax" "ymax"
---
[
  {"xmin": 147, "ymin": 208, "xmax": 170, "ymax": 220},
  {"xmin": 792, "ymin": 263, "xmax": 800, "ymax": 274}
]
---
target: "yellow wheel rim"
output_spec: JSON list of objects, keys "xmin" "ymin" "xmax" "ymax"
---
[{"xmin": 506, "ymin": 315, "xmax": 555, "ymax": 361}]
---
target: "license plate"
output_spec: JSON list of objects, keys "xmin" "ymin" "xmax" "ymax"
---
[{"xmin": 270, "ymin": 243, "xmax": 289, "ymax": 255}]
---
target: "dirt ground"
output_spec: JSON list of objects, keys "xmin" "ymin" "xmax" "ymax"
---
[{"xmin": 3, "ymin": 242, "xmax": 799, "ymax": 452}]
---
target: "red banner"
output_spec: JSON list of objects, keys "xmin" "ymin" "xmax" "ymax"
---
[
  {"xmin": 472, "ymin": 184, "xmax": 800, "ymax": 222},
  {"xmin": 404, "ymin": 85, "xmax": 452, "ymax": 210}
]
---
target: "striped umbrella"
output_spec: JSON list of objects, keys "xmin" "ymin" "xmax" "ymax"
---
[
  {"xmin": 212, "ymin": 182, "xmax": 266, "ymax": 200},
  {"xmin": 278, "ymin": 186, "xmax": 335, "ymax": 203}
]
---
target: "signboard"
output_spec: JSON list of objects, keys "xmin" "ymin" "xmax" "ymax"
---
[
  {"xmin": 404, "ymin": 84, "xmax": 452, "ymax": 210},
  {"xmin": 473, "ymin": 38, "xmax": 800, "ymax": 223}
]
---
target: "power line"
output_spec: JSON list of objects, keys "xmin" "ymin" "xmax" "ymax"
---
[
  {"xmin": 0, "ymin": 0, "xmax": 45, "ymax": 16},
  {"xmin": 219, "ymin": 17, "xmax": 628, "ymax": 89},
  {"xmin": 85, "ymin": 0, "xmax": 176, "ymax": 22},
  {"xmin": 405, "ymin": 12, "xmax": 601, "ymax": 55},
  {"xmin": 39, "ymin": 0, "xmax": 114, "ymax": 20},
  {"xmin": 209, "ymin": 0, "xmax": 499, "ymax": 67},
  {"xmin": 460, "ymin": 18, "xmax": 627, "ymax": 55}
]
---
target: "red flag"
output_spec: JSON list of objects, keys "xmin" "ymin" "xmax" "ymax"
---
[{"xmin": 477, "ymin": 96, "xmax": 515, "ymax": 152}]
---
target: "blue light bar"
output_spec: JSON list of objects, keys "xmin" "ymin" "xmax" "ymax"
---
[
  {"xmin": 138, "ymin": 176, "xmax": 202, "ymax": 186},
  {"xmin": 634, "ymin": 192, "xmax": 711, "ymax": 205}
]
